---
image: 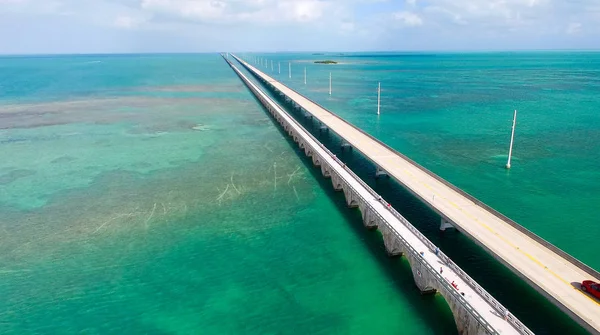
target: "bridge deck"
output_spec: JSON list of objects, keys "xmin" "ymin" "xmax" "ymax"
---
[
  {"xmin": 232, "ymin": 54, "xmax": 600, "ymax": 334},
  {"xmin": 225, "ymin": 56, "xmax": 522, "ymax": 335}
]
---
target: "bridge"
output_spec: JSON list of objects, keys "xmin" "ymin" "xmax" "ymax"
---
[
  {"xmin": 222, "ymin": 54, "xmax": 531, "ymax": 334},
  {"xmin": 228, "ymin": 53, "xmax": 600, "ymax": 334}
]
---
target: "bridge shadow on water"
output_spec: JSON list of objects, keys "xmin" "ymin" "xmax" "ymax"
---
[{"xmin": 237, "ymin": 62, "xmax": 590, "ymax": 335}]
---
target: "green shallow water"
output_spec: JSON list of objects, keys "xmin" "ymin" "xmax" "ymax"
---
[
  {"xmin": 0, "ymin": 52, "xmax": 598, "ymax": 334},
  {"xmin": 0, "ymin": 54, "xmax": 455, "ymax": 334},
  {"xmin": 236, "ymin": 52, "xmax": 600, "ymax": 334},
  {"xmin": 245, "ymin": 52, "xmax": 600, "ymax": 270}
]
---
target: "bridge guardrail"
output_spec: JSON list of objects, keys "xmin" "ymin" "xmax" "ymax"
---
[
  {"xmin": 333, "ymin": 151, "xmax": 532, "ymax": 335},
  {"xmin": 230, "ymin": 54, "xmax": 600, "ymax": 285},
  {"xmin": 228, "ymin": 56, "xmax": 534, "ymax": 335},
  {"xmin": 224, "ymin": 54, "xmax": 532, "ymax": 335}
]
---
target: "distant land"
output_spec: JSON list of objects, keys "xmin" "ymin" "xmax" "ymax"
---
[{"xmin": 314, "ymin": 60, "xmax": 338, "ymax": 64}]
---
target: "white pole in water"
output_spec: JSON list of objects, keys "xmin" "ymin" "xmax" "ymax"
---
[
  {"xmin": 329, "ymin": 72, "xmax": 332, "ymax": 95},
  {"xmin": 506, "ymin": 110, "xmax": 517, "ymax": 169},
  {"xmin": 289, "ymin": 62, "xmax": 291, "ymax": 79},
  {"xmin": 377, "ymin": 82, "xmax": 381, "ymax": 115},
  {"xmin": 278, "ymin": 62, "xmax": 281, "ymax": 74},
  {"xmin": 304, "ymin": 67, "xmax": 307, "ymax": 85}
]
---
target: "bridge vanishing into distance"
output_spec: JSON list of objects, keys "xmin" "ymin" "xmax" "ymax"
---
[
  {"xmin": 222, "ymin": 54, "xmax": 532, "ymax": 335},
  {"xmin": 226, "ymin": 53, "xmax": 600, "ymax": 334}
]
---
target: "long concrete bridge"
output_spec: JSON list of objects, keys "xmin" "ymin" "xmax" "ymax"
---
[
  {"xmin": 222, "ymin": 54, "xmax": 532, "ymax": 335},
  {"xmin": 228, "ymin": 53, "xmax": 600, "ymax": 334}
]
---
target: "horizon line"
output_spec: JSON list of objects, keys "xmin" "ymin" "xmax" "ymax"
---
[{"xmin": 1, "ymin": 48, "xmax": 600, "ymax": 57}]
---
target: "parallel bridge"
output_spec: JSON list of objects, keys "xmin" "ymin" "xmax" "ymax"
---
[
  {"xmin": 229, "ymin": 53, "xmax": 600, "ymax": 334},
  {"xmin": 222, "ymin": 54, "xmax": 531, "ymax": 335}
]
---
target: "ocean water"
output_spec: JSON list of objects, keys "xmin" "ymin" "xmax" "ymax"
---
[
  {"xmin": 0, "ymin": 54, "xmax": 455, "ymax": 334},
  {"xmin": 0, "ymin": 52, "xmax": 597, "ymax": 334},
  {"xmin": 237, "ymin": 52, "xmax": 600, "ymax": 334}
]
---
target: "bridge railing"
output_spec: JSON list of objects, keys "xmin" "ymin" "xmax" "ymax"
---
[
  {"xmin": 331, "ymin": 154, "xmax": 533, "ymax": 335},
  {"xmin": 224, "ymin": 54, "xmax": 533, "ymax": 335},
  {"xmin": 228, "ymin": 54, "xmax": 533, "ymax": 335},
  {"xmin": 231, "ymin": 54, "xmax": 600, "ymax": 284}
]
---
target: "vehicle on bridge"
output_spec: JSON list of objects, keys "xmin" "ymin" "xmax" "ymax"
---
[{"xmin": 581, "ymin": 280, "xmax": 600, "ymax": 299}]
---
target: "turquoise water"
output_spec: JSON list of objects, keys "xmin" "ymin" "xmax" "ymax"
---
[
  {"xmin": 1, "ymin": 52, "xmax": 598, "ymax": 334},
  {"xmin": 0, "ymin": 54, "xmax": 455, "ymax": 334},
  {"xmin": 237, "ymin": 52, "xmax": 600, "ymax": 334},
  {"xmin": 247, "ymin": 51, "xmax": 600, "ymax": 270}
]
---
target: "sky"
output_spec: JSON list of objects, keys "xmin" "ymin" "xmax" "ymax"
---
[{"xmin": 0, "ymin": 0, "xmax": 599, "ymax": 54}]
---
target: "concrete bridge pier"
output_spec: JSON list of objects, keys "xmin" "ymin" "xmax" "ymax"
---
[
  {"xmin": 440, "ymin": 217, "xmax": 455, "ymax": 231},
  {"xmin": 406, "ymin": 252, "xmax": 438, "ymax": 295},
  {"xmin": 342, "ymin": 183, "xmax": 360, "ymax": 208},
  {"xmin": 341, "ymin": 142, "xmax": 353, "ymax": 152},
  {"xmin": 298, "ymin": 140, "xmax": 311, "ymax": 157},
  {"xmin": 331, "ymin": 173, "xmax": 344, "ymax": 192},
  {"xmin": 320, "ymin": 163, "xmax": 331, "ymax": 178},
  {"xmin": 375, "ymin": 166, "xmax": 389, "ymax": 179},
  {"xmin": 379, "ymin": 223, "xmax": 404, "ymax": 256},
  {"xmin": 305, "ymin": 147, "xmax": 313, "ymax": 157},
  {"xmin": 439, "ymin": 288, "xmax": 497, "ymax": 335},
  {"xmin": 357, "ymin": 202, "xmax": 379, "ymax": 230},
  {"xmin": 312, "ymin": 153, "xmax": 322, "ymax": 167},
  {"xmin": 286, "ymin": 125, "xmax": 294, "ymax": 137},
  {"xmin": 225, "ymin": 54, "xmax": 539, "ymax": 335}
]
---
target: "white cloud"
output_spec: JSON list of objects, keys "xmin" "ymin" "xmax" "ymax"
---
[
  {"xmin": 136, "ymin": 0, "xmax": 341, "ymax": 24},
  {"xmin": 1, "ymin": 0, "xmax": 600, "ymax": 53},
  {"xmin": 393, "ymin": 11, "xmax": 423, "ymax": 27},
  {"xmin": 141, "ymin": 0, "xmax": 228, "ymax": 21},
  {"xmin": 423, "ymin": 0, "xmax": 548, "ymax": 26}
]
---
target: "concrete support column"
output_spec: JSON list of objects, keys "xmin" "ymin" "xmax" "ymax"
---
[
  {"xmin": 320, "ymin": 164, "xmax": 331, "ymax": 178},
  {"xmin": 375, "ymin": 167, "xmax": 389, "ymax": 179},
  {"xmin": 312, "ymin": 154, "xmax": 321, "ymax": 167},
  {"xmin": 406, "ymin": 253, "xmax": 437, "ymax": 295},
  {"xmin": 331, "ymin": 173, "xmax": 343, "ymax": 191},
  {"xmin": 380, "ymin": 224, "xmax": 404, "ymax": 256},
  {"xmin": 440, "ymin": 217, "xmax": 455, "ymax": 231},
  {"xmin": 358, "ymin": 202, "xmax": 378, "ymax": 230},
  {"xmin": 437, "ymin": 289, "xmax": 494, "ymax": 335},
  {"xmin": 342, "ymin": 186, "xmax": 359, "ymax": 208}
]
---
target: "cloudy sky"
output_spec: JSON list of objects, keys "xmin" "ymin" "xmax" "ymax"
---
[{"xmin": 0, "ymin": 0, "xmax": 599, "ymax": 54}]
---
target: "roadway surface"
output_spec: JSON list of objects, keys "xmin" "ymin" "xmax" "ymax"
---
[
  {"xmin": 232, "ymin": 54, "xmax": 600, "ymax": 334},
  {"xmin": 225, "ymin": 56, "xmax": 522, "ymax": 334}
]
